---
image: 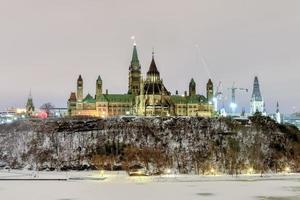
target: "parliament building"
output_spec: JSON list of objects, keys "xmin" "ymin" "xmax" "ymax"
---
[{"xmin": 68, "ymin": 44, "xmax": 214, "ymax": 117}]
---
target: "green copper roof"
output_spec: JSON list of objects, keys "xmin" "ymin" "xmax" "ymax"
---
[
  {"xmin": 131, "ymin": 45, "xmax": 140, "ymax": 67},
  {"xmin": 83, "ymin": 93, "xmax": 96, "ymax": 103},
  {"xmin": 98, "ymin": 94, "xmax": 134, "ymax": 103},
  {"xmin": 187, "ymin": 95, "xmax": 201, "ymax": 103},
  {"xmin": 171, "ymin": 95, "xmax": 208, "ymax": 104},
  {"xmin": 171, "ymin": 95, "xmax": 187, "ymax": 104}
]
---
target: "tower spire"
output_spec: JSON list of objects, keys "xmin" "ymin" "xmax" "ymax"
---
[
  {"xmin": 26, "ymin": 89, "xmax": 35, "ymax": 116},
  {"xmin": 130, "ymin": 43, "xmax": 140, "ymax": 68},
  {"xmin": 147, "ymin": 50, "xmax": 160, "ymax": 76},
  {"xmin": 189, "ymin": 78, "xmax": 196, "ymax": 96},
  {"xmin": 29, "ymin": 89, "xmax": 32, "ymax": 99},
  {"xmin": 251, "ymin": 76, "xmax": 262, "ymax": 101},
  {"xmin": 128, "ymin": 40, "xmax": 141, "ymax": 96},
  {"xmin": 250, "ymin": 76, "xmax": 265, "ymax": 114}
]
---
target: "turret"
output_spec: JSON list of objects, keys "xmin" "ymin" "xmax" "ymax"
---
[
  {"xmin": 206, "ymin": 79, "xmax": 214, "ymax": 103},
  {"xmin": 67, "ymin": 92, "xmax": 77, "ymax": 116},
  {"xmin": 275, "ymin": 101, "xmax": 281, "ymax": 123},
  {"xmin": 77, "ymin": 75, "xmax": 83, "ymax": 102},
  {"xmin": 189, "ymin": 78, "xmax": 196, "ymax": 96},
  {"xmin": 128, "ymin": 43, "xmax": 141, "ymax": 96},
  {"xmin": 276, "ymin": 101, "xmax": 280, "ymax": 113},
  {"xmin": 96, "ymin": 75, "xmax": 102, "ymax": 99}
]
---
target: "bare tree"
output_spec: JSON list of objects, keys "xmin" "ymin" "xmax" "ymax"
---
[
  {"xmin": 227, "ymin": 138, "xmax": 240, "ymax": 176},
  {"xmin": 40, "ymin": 103, "xmax": 55, "ymax": 116}
]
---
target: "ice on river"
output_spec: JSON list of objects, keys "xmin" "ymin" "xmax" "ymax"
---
[{"xmin": 0, "ymin": 170, "xmax": 299, "ymax": 200}]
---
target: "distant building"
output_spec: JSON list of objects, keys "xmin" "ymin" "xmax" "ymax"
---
[
  {"xmin": 45, "ymin": 108, "xmax": 68, "ymax": 118},
  {"xmin": 250, "ymin": 76, "xmax": 266, "ymax": 115},
  {"xmin": 0, "ymin": 108, "xmax": 26, "ymax": 124},
  {"xmin": 283, "ymin": 114, "xmax": 300, "ymax": 130},
  {"xmin": 7, "ymin": 107, "xmax": 26, "ymax": 115},
  {"xmin": 68, "ymin": 44, "xmax": 214, "ymax": 117}
]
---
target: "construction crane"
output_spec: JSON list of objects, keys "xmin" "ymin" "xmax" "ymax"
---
[{"xmin": 228, "ymin": 82, "xmax": 248, "ymax": 114}]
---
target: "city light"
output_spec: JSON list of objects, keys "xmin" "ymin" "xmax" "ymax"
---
[
  {"xmin": 284, "ymin": 166, "xmax": 291, "ymax": 173},
  {"xmin": 16, "ymin": 108, "xmax": 26, "ymax": 114},
  {"xmin": 37, "ymin": 111, "xmax": 48, "ymax": 119},
  {"xmin": 100, "ymin": 170, "xmax": 105, "ymax": 177},
  {"xmin": 210, "ymin": 168, "xmax": 215, "ymax": 175},
  {"xmin": 247, "ymin": 167, "xmax": 254, "ymax": 175},
  {"xmin": 164, "ymin": 168, "xmax": 172, "ymax": 174},
  {"xmin": 230, "ymin": 102, "xmax": 237, "ymax": 113}
]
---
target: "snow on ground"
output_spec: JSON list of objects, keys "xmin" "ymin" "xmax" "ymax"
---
[{"xmin": 0, "ymin": 170, "xmax": 299, "ymax": 200}]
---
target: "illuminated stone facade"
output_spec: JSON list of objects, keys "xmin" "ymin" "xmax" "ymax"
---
[{"xmin": 68, "ymin": 45, "xmax": 214, "ymax": 117}]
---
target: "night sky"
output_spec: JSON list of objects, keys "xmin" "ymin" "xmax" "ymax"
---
[{"xmin": 0, "ymin": 0, "xmax": 299, "ymax": 114}]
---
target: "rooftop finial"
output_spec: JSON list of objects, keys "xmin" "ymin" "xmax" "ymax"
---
[
  {"xmin": 276, "ymin": 101, "xmax": 280, "ymax": 113},
  {"xmin": 29, "ymin": 89, "xmax": 32, "ymax": 98},
  {"xmin": 152, "ymin": 48, "xmax": 155, "ymax": 59},
  {"xmin": 131, "ymin": 35, "xmax": 136, "ymax": 46}
]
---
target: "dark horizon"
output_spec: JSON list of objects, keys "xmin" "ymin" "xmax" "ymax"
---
[{"xmin": 0, "ymin": 0, "xmax": 299, "ymax": 114}]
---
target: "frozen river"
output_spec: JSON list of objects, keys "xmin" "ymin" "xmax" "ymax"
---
[{"xmin": 0, "ymin": 170, "xmax": 299, "ymax": 200}]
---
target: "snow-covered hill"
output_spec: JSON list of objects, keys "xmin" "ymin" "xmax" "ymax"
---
[{"xmin": 0, "ymin": 116, "xmax": 299, "ymax": 174}]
